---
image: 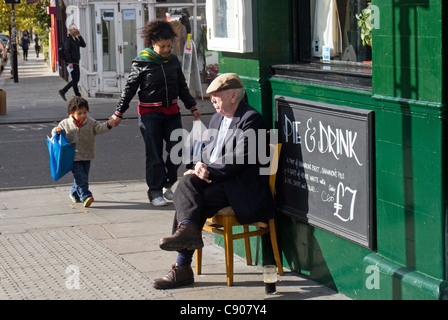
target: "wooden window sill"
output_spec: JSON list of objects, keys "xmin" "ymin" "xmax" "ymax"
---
[{"xmin": 271, "ymin": 62, "xmax": 372, "ymax": 92}]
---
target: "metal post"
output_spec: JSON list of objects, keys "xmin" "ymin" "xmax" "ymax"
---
[{"xmin": 11, "ymin": 2, "xmax": 19, "ymax": 83}]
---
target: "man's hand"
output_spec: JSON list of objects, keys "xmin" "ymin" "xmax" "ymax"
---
[
  {"xmin": 183, "ymin": 169, "xmax": 195, "ymax": 176},
  {"xmin": 183, "ymin": 161, "xmax": 211, "ymax": 183},
  {"xmin": 194, "ymin": 162, "xmax": 211, "ymax": 183}
]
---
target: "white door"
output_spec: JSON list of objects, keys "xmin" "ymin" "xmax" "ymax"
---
[{"xmin": 96, "ymin": 3, "xmax": 143, "ymax": 93}]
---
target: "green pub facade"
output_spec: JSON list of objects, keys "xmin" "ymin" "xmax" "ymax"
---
[{"xmin": 209, "ymin": 0, "xmax": 448, "ymax": 299}]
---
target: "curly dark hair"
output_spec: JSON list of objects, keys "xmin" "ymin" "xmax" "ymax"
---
[
  {"xmin": 67, "ymin": 96, "xmax": 89, "ymax": 115},
  {"xmin": 140, "ymin": 19, "xmax": 177, "ymax": 48}
]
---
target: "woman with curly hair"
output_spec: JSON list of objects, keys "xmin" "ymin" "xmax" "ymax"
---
[{"xmin": 109, "ymin": 19, "xmax": 201, "ymax": 206}]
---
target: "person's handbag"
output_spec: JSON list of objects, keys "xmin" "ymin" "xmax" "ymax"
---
[{"xmin": 46, "ymin": 132, "xmax": 75, "ymax": 181}]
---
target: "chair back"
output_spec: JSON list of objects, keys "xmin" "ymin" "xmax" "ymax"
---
[{"xmin": 268, "ymin": 144, "xmax": 282, "ymax": 197}]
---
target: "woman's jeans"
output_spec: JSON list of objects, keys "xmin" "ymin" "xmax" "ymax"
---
[
  {"xmin": 71, "ymin": 160, "xmax": 92, "ymax": 201},
  {"xmin": 139, "ymin": 112, "xmax": 182, "ymax": 194}
]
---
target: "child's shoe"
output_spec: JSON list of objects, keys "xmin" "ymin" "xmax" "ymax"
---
[
  {"xmin": 83, "ymin": 196, "xmax": 94, "ymax": 207},
  {"xmin": 70, "ymin": 194, "xmax": 81, "ymax": 203}
]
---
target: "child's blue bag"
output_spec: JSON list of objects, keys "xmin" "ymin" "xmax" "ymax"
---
[{"xmin": 46, "ymin": 132, "xmax": 75, "ymax": 181}]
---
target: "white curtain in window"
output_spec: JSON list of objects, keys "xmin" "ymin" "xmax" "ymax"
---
[{"xmin": 312, "ymin": 0, "xmax": 342, "ymax": 57}]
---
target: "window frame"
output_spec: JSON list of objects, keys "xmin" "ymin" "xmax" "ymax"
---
[
  {"xmin": 292, "ymin": 0, "xmax": 312, "ymax": 63},
  {"xmin": 205, "ymin": 0, "xmax": 253, "ymax": 53},
  {"xmin": 272, "ymin": 0, "xmax": 372, "ymax": 92}
]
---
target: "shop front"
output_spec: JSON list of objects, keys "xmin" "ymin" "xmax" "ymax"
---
[
  {"xmin": 211, "ymin": 0, "xmax": 448, "ymax": 299},
  {"xmin": 56, "ymin": 0, "xmax": 211, "ymax": 97}
]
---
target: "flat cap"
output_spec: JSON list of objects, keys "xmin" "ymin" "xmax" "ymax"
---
[{"xmin": 206, "ymin": 73, "xmax": 244, "ymax": 94}]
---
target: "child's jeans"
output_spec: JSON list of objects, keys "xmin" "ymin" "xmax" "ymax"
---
[{"xmin": 71, "ymin": 160, "xmax": 92, "ymax": 201}]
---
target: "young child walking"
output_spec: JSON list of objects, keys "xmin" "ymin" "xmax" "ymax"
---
[{"xmin": 51, "ymin": 96, "xmax": 112, "ymax": 207}]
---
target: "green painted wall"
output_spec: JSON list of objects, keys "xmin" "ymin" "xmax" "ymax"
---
[
  {"xmin": 269, "ymin": 78, "xmax": 447, "ymax": 299},
  {"xmin": 215, "ymin": 0, "xmax": 448, "ymax": 299},
  {"xmin": 218, "ymin": 0, "xmax": 291, "ymax": 128},
  {"xmin": 373, "ymin": 0, "xmax": 444, "ymax": 102}
]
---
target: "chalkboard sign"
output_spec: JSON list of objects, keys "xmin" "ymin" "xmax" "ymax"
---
[{"xmin": 275, "ymin": 96, "xmax": 375, "ymax": 249}]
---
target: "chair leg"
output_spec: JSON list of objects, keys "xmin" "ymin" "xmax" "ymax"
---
[
  {"xmin": 269, "ymin": 219, "xmax": 284, "ymax": 276},
  {"xmin": 223, "ymin": 218, "xmax": 234, "ymax": 286},
  {"xmin": 243, "ymin": 225, "xmax": 252, "ymax": 265},
  {"xmin": 195, "ymin": 248, "xmax": 202, "ymax": 275}
]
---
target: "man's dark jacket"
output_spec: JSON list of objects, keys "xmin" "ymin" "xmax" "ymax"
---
[
  {"xmin": 63, "ymin": 35, "xmax": 86, "ymax": 64},
  {"xmin": 203, "ymin": 101, "xmax": 275, "ymax": 224}
]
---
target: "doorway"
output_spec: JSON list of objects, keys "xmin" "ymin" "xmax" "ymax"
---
[{"xmin": 95, "ymin": 3, "xmax": 143, "ymax": 93}]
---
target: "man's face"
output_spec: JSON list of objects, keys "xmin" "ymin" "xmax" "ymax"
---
[{"xmin": 210, "ymin": 90, "xmax": 235, "ymax": 117}]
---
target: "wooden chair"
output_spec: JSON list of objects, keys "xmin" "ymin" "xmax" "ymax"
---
[{"xmin": 195, "ymin": 144, "xmax": 284, "ymax": 286}]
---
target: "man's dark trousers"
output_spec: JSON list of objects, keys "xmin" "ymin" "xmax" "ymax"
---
[
  {"xmin": 62, "ymin": 64, "xmax": 81, "ymax": 96},
  {"xmin": 171, "ymin": 174, "xmax": 230, "ymax": 264},
  {"xmin": 172, "ymin": 174, "xmax": 230, "ymax": 233}
]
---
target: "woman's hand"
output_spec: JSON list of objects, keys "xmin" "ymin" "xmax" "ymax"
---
[
  {"xmin": 108, "ymin": 114, "xmax": 122, "ymax": 127},
  {"xmin": 192, "ymin": 110, "xmax": 201, "ymax": 120}
]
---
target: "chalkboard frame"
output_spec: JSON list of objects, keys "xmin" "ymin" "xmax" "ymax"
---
[{"xmin": 274, "ymin": 96, "xmax": 376, "ymax": 249}]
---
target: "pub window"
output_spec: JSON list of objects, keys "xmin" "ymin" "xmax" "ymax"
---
[
  {"xmin": 150, "ymin": 0, "xmax": 207, "ymax": 64},
  {"xmin": 294, "ymin": 0, "xmax": 372, "ymax": 64},
  {"xmin": 205, "ymin": 0, "xmax": 253, "ymax": 53}
]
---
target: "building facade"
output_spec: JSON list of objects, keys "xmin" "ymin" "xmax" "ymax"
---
[
  {"xmin": 54, "ymin": 0, "xmax": 207, "ymax": 97},
  {"xmin": 51, "ymin": 0, "xmax": 448, "ymax": 299},
  {"xmin": 214, "ymin": 0, "xmax": 447, "ymax": 300}
]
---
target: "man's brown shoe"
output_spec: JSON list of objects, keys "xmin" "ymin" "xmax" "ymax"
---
[
  {"xmin": 159, "ymin": 222, "xmax": 204, "ymax": 251},
  {"xmin": 152, "ymin": 264, "xmax": 194, "ymax": 289}
]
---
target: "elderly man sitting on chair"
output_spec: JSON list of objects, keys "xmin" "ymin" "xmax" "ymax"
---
[{"xmin": 152, "ymin": 73, "xmax": 275, "ymax": 289}]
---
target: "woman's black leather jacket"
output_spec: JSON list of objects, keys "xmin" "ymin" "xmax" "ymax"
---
[{"xmin": 115, "ymin": 55, "xmax": 197, "ymax": 117}]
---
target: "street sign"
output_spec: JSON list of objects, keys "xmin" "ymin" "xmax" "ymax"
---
[{"xmin": 5, "ymin": 0, "xmax": 21, "ymax": 4}]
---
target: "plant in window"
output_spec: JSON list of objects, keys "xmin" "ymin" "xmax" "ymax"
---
[{"xmin": 355, "ymin": 2, "xmax": 373, "ymax": 47}]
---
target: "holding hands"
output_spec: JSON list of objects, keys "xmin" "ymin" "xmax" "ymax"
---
[
  {"xmin": 108, "ymin": 114, "xmax": 122, "ymax": 128},
  {"xmin": 108, "ymin": 108, "xmax": 200, "ymax": 128}
]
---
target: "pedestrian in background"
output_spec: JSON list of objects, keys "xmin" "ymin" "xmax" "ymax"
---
[
  {"xmin": 51, "ymin": 97, "xmax": 112, "ymax": 207},
  {"xmin": 108, "ymin": 19, "xmax": 200, "ymax": 207},
  {"xmin": 58, "ymin": 24, "xmax": 86, "ymax": 101},
  {"xmin": 34, "ymin": 34, "xmax": 40, "ymax": 58},
  {"xmin": 21, "ymin": 31, "xmax": 30, "ymax": 61}
]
